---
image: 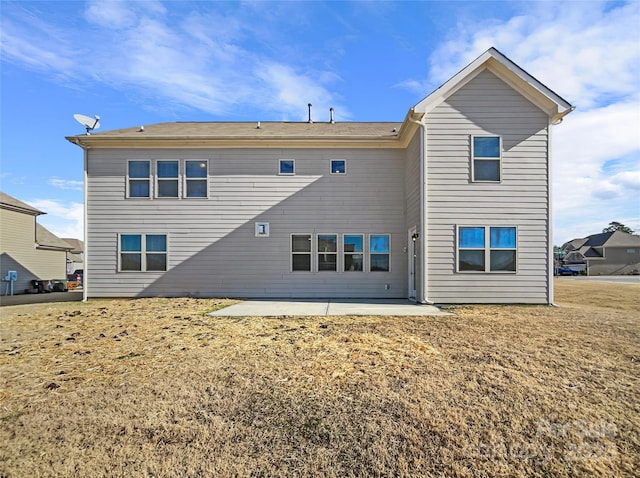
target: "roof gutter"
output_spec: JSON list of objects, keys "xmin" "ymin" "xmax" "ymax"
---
[{"xmin": 551, "ymin": 105, "xmax": 576, "ymax": 125}]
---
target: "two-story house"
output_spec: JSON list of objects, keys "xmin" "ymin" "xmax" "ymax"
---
[{"xmin": 67, "ymin": 48, "xmax": 573, "ymax": 304}]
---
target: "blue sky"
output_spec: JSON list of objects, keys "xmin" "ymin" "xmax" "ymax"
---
[{"xmin": 1, "ymin": 0, "xmax": 639, "ymax": 244}]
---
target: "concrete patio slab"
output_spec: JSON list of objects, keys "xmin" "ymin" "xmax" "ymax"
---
[{"xmin": 209, "ymin": 299, "xmax": 450, "ymax": 317}]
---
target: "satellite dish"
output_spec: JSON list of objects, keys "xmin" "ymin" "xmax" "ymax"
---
[{"xmin": 73, "ymin": 114, "xmax": 100, "ymax": 134}]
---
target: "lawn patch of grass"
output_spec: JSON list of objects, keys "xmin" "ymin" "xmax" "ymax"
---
[{"xmin": 0, "ymin": 286, "xmax": 638, "ymax": 477}]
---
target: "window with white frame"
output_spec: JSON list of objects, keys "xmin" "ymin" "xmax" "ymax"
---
[
  {"xmin": 457, "ymin": 226, "xmax": 516, "ymax": 272},
  {"xmin": 128, "ymin": 161, "xmax": 150, "ymax": 198},
  {"xmin": 157, "ymin": 161, "xmax": 179, "ymax": 197},
  {"xmin": 472, "ymin": 136, "xmax": 501, "ymax": 182},
  {"xmin": 279, "ymin": 159, "xmax": 295, "ymax": 175},
  {"xmin": 120, "ymin": 234, "xmax": 167, "ymax": 272},
  {"xmin": 291, "ymin": 234, "xmax": 312, "ymax": 271},
  {"xmin": 318, "ymin": 234, "xmax": 338, "ymax": 271},
  {"xmin": 369, "ymin": 234, "xmax": 390, "ymax": 271},
  {"xmin": 343, "ymin": 234, "xmax": 363, "ymax": 271},
  {"xmin": 330, "ymin": 159, "xmax": 346, "ymax": 174},
  {"xmin": 185, "ymin": 160, "xmax": 208, "ymax": 198}
]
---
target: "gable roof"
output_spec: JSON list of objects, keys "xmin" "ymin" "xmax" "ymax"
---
[
  {"xmin": 35, "ymin": 224, "xmax": 73, "ymax": 251},
  {"xmin": 0, "ymin": 191, "xmax": 45, "ymax": 216},
  {"xmin": 583, "ymin": 230, "xmax": 640, "ymax": 248},
  {"xmin": 61, "ymin": 238, "xmax": 84, "ymax": 253},
  {"xmin": 413, "ymin": 47, "xmax": 574, "ymax": 123}
]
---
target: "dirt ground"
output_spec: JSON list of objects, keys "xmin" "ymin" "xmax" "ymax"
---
[{"xmin": 0, "ymin": 280, "xmax": 638, "ymax": 477}]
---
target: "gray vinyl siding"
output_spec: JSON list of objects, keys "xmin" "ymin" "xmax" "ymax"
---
[
  {"xmin": 404, "ymin": 132, "xmax": 422, "ymax": 297},
  {"xmin": 86, "ymin": 148, "xmax": 407, "ymax": 298},
  {"xmin": 425, "ymin": 69, "xmax": 551, "ymax": 304},
  {"xmin": 0, "ymin": 208, "xmax": 67, "ymax": 293}
]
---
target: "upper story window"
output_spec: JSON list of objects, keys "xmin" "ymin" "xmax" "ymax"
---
[
  {"xmin": 185, "ymin": 160, "xmax": 208, "ymax": 198},
  {"xmin": 279, "ymin": 159, "xmax": 295, "ymax": 175},
  {"xmin": 127, "ymin": 161, "xmax": 150, "ymax": 198},
  {"xmin": 472, "ymin": 136, "xmax": 501, "ymax": 182},
  {"xmin": 330, "ymin": 159, "xmax": 346, "ymax": 174},
  {"xmin": 157, "ymin": 161, "xmax": 179, "ymax": 198},
  {"xmin": 127, "ymin": 159, "xmax": 209, "ymax": 199},
  {"xmin": 458, "ymin": 226, "xmax": 516, "ymax": 272},
  {"xmin": 119, "ymin": 233, "xmax": 167, "ymax": 272},
  {"xmin": 369, "ymin": 234, "xmax": 390, "ymax": 272}
]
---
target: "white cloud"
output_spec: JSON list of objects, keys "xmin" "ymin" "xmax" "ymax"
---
[
  {"xmin": 409, "ymin": 1, "xmax": 640, "ymax": 244},
  {"xmin": 612, "ymin": 171, "xmax": 640, "ymax": 190},
  {"xmin": 48, "ymin": 178, "xmax": 83, "ymax": 191},
  {"xmin": 1, "ymin": 2, "xmax": 347, "ymax": 120},
  {"xmin": 28, "ymin": 199, "xmax": 83, "ymax": 240}
]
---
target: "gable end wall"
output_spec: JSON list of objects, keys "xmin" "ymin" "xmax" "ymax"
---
[{"xmin": 425, "ymin": 69, "xmax": 551, "ymax": 303}]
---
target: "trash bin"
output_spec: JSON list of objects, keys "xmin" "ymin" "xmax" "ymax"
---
[
  {"xmin": 51, "ymin": 280, "xmax": 68, "ymax": 292},
  {"xmin": 31, "ymin": 280, "xmax": 45, "ymax": 293}
]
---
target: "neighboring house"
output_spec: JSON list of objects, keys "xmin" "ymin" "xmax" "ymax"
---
[
  {"xmin": 62, "ymin": 238, "xmax": 84, "ymax": 275},
  {"xmin": 561, "ymin": 231, "xmax": 640, "ymax": 275},
  {"xmin": 0, "ymin": 192, "xmax": 72, "ymax": 294},
  {"xmin": 66, "ymin": 47, "xmax": 573, "ymax": 304}
]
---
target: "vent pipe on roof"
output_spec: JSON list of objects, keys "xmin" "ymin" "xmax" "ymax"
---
[
  {"xmin": 330, "ymin": 107, "xmax": 335, "ymax": 124},
  {"xmin": 307, "ymin": 103, "xmax": 313, "ymax": 123}
]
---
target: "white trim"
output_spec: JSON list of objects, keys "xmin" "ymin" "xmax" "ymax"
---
[
  {"xmin": 368, "ymin": 233, "xmax": 391, "ymax": 272},
  {"xmin": 317, "ymin": 233, "xmax": 339, "ymax": 272},
  {"xmin": 413, "ymin": 47, "xmax": 573, "ymax": 116},
  {"xmin": 290, "ymin": 233, "xmax": 313, "ymax": 273},
  {"xmin": 155, "ymin": 159, "xmax": 180, "ymax": 199},
  {"xmin": 118, "ymin": 233, "xmax": 168, "ymax": 272},
  {"xmin": 126, "ymin": 159, "xmax": 151, "ymax": 199},
  {"xmin": 343, "ymin": 233, "xmax": 365, "ymax": 273},
  {"xmin": 330, "ymin": 159, "xmax": 347, "ymax": 175},
  {"xmin": 184, "ymin": 159, "xmax": 209, "ymax": 198},
  {"xmin": 456, "ymin": 225, "xmax": 518, "ymax": 273},
  {"xmin": 255, "ymin": 222, "xmax": 270, "ymax": 237},
  {"xmin": 471, "ymin": 135, "xmax": 502, "ymax": 183},
  {"xmin": 278, "ymin": 159, "xmax": 295, "ymax": 175}
]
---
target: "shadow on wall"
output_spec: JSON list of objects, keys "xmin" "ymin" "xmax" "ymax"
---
[
  {"xmin": 0, "ymin": 253, "xmax": 39, "ymax": 295},
  {"xmin": 134, "ymin": 155, "xmax": 408, "ymax": 299},
  {"xmin": 445, "ymin": 69, "xmax": 549, "ymax": 152}
]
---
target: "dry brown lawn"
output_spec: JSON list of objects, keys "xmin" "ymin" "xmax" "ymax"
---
[{"xmin": 1, "ymin": 280, "xmax": 638, "ymax": 477}]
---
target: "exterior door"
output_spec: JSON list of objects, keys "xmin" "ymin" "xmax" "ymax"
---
[{"xmin": 408, "ymin": 227, "xmax": 417, "ymax": 300}]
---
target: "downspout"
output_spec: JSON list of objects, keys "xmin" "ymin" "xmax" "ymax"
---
[
  {"xmin": 548, "ymin": 118, "xmax": 554, "ymax": 305},
  {"xmin": 407, "ymin": 109, "xmax": 433, "ymax": 305},
  {"xmin": 82, "ymin": 145, "xmax": 89, "ymax": 302}
]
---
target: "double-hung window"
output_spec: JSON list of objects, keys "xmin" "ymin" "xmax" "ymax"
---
[
  {"xmin": 458, "ymin": 226, "xmax": 516, "ymax": 272},
  {"xmin": 128, "ymin": 161, "xmax": 150, "ymax": 198},
  {"xmin": 157, "ymin": 161, "xmax": 179, "ymax": 197},
  {"xmin": 343, "ymin": 235, "xmax": 364, "ymax": 271},
  {"xmin": 318, "ymin": 234, "xmax": 337, "ymax": 271},
  {"xmin": 291, "ymin": 234, "xmax": 312, "ymax": 271},
  {"xmin": 120, "ymin": 234, "xmax": 167, "ymax": 272},
  {"xmin": 472, "ymin": 136, "xmax": 501, "ymax": 182},
  {"xmin": 369, "ymin": 234, "xmax": 390, "ymax": 272},
  {"xmin": 185, "ymin": 160, "xmax": 208, "ymax": 198}
]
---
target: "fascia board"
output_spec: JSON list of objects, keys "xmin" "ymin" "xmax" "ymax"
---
[
  {"xmin": 413, "ymin": 47, "xmax": 574, "ymax": 118},
  {"xmin": 413, "ymin": 51, "xmax": 493, "ymax": 115},
  {"xmin": 66, "ymin": 136, "xmax": 408, "ymax": 149}
]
